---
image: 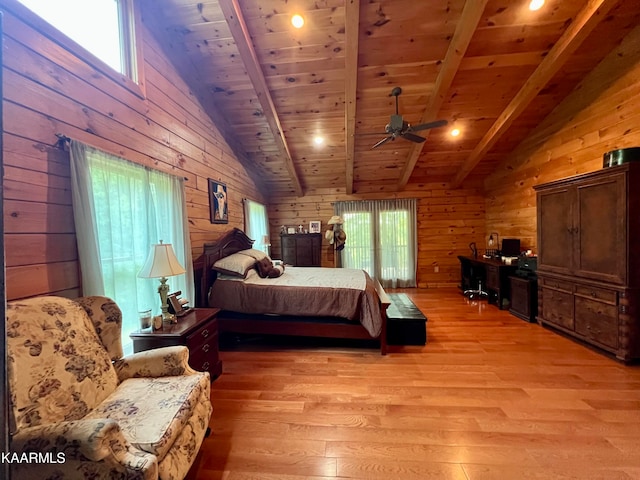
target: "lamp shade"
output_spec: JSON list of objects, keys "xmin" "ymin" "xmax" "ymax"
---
[{"xmin": 138, "ymin": 241, "xmax": 186, "ymax": 278}]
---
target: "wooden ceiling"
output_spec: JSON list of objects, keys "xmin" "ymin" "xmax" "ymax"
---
[{"xmin": 142, "ymin": 0, "xmax": 640, "ymax": 198}]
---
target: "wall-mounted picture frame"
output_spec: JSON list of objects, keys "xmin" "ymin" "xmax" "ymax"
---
[
  {"xmin": 208, "ymin": 179, "xmax": 228, "ymax": 224},
  {"xmin": 167, "ymin": 291, "xmax": 189, "ymax": 317},
  {"xmin": 309, "ymin": 220, "xmax": 321, "ymax": 233}
]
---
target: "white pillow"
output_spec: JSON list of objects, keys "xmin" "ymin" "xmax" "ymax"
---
[{"xmin": 212, "ymin": 252, "xmax": 257, "ymax": 277}]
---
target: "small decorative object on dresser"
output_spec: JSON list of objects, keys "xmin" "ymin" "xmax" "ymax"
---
[
  {"xmin": 309, "ymin": 220, "xmax": 321, "ymax": 233},
  {"xmin": 167, "ymin": 290, "xmax": 189, "ymax": 316},
  {"xmin": 138, "ymin": 309, "xmax": 152, "ymax": 330}
]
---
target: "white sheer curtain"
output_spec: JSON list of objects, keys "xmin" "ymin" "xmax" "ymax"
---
[
  {"xmin": 335, "ymin": 198, "xmax": 417, "ymax": 288},
  {"xmin": 243, "ymin": 198, "xmax": 270, "ymax": 254},
  {"xmin": 70, "ymin": 141, "xmax": 194, "ymax": 352}
]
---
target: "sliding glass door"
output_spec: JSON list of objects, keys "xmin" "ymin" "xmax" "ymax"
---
[{"xmin": 336, "ymin": 199, "xmax": 417, "ymax": 288}]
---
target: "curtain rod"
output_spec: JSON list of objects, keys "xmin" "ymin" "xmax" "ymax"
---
[{"xmin": 55, "ymin": 133, "xmax": 188, "ymax": 181}]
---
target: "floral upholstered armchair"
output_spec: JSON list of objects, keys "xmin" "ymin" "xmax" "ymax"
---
[{"xmin": 6, "ymin": 296, "xmax": 213, "ymax": 480}]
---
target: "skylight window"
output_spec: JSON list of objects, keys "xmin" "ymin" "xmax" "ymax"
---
[{"xmin": 17, "ymin": 0, "xmax": 142, "ymax": 87}]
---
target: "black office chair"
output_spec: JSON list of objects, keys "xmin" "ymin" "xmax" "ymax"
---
[
  {"xmin": 464, "ymin": 280, "xmax": 489, "ymax": 300},
  {"xmin": 463, "ymin": 265, "xmax": 489, "ymax": 300}
]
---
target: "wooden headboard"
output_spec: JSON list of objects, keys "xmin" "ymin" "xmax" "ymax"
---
[{"xmin": 197, "ymin": 228, "xmax": 254, "ymax": 307}]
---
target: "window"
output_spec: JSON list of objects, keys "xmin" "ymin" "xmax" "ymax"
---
[
  {"xmin": 70, "ymin": 142, "xmax": 193, "ymax": 354},
  {"xmin": 243, "ymin": 199, "xmax": 270, "ymax": 255},
  {"xmin": 335, "ymin": 199, "xmax": 417, "ymax": 288},
  {"xmin": 16, "ymin": 0, "xmax": 143, "ymax": 90}
]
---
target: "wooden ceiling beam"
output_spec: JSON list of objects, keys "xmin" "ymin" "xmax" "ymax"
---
[
  {"xmin": 218, "ymin": 0, "xmax": 304, "ymax": 197},
  {"xmin": 396, "ymin": 0, "xmax": 488, "ymax": 190},
  {"xmin": 344, "ymin": 0, "xmax": 360, "ymax": 195},
  {"xmin": 450, "ymin": 0, "xmax": 618, "ymax": 188}
]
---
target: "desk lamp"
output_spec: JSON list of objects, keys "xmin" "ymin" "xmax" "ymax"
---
[
  {"xmin": 138, "ymin": 241, "xmax": 186, "ymax": 322},
  {"xmin": 486, "ymin": 232, "xmax": 499, "ymax": 257}
]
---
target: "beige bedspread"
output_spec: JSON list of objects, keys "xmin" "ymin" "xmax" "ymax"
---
[{"xmin": 208, "ymin": 267, "xmax": 383, "ymax": 337}]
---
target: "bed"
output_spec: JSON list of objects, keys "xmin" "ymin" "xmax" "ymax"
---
[{"xmin": 195, "ymin": 228, "xmax": 390, "ymax": 354}]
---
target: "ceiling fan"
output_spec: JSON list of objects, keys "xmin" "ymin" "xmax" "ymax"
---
[{"xmin": 371, "ymin": 87, "xmax": 448, "ymax": 149}]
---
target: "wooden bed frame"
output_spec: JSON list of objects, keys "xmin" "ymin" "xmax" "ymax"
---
[{"xmin": 195, "ymin": 228, "xmax": 390, "ymax": 354}]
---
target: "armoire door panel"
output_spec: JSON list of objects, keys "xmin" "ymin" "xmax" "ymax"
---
[
  {"xmin": 575, "ymin": 174, "xmax": 626, "ymax": 284},
  {"xmin": 538, "ymin": 188, "xmax": 573, "ymax": 274}
]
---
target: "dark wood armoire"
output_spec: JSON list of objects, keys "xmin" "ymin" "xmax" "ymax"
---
[{"xmin": 534, "ymin": 163, "xmax": 640, "ymax": 362}]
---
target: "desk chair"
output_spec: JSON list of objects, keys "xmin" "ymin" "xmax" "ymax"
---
[
  {"xmin": 463, "ymin": 262, "xmax": 489, "ymax": 300},
  {"xmin": 464, "ymin": 279, "xmax": 489, "ymax": 300}
]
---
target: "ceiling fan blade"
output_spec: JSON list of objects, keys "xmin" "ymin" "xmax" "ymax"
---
[
  {"xmin": 401, "ymin": 132, "xmax": 426, "ymax": 143},
  {"xmin": 408, "ymin": 119, "xmax": 448, "ymax": 132},
  {"xmin": 371, "ymin": 136, "xmax": 394, "ymax": 149}
]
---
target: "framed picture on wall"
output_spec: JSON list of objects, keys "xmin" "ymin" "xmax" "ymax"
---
[
  {"xmin": 208, "ymin": 179, "xmax": 228, "ymax": 224},
  {"xmin": 309, "ymin": 220, "xmax": 321, "ymax": 233}
]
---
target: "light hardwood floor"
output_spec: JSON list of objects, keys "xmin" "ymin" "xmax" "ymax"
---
[{"xmin": 190, "ymin": 287, "xmax": 640, "ymax": 480}]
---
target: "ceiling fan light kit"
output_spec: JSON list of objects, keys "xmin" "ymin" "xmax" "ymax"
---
[{"xmin": 371, "ymin": 87, "xmax": 448, "ymax": 149}]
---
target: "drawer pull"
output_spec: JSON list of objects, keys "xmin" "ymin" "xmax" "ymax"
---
[
  {"xmin": 202, "ymin": 343, "xmax": 210, "ymax": 353},
  {"xmin": 201, "ymin": 329, "xmax": 209, "ymax": 338}
]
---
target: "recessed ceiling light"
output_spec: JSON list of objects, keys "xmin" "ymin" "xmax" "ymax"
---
[
  {"xmin": 314, "ymin": 136, "xmax": 324, "ymax": 145},
  {"xmin": 291, "ymin": 14, "xmax": 304, "ymax": 29},
  {"xmin": 529, "ymin": 0, "xmax": 544, "ymax": 11},
  {"xmin": 450, "ymin": 128, "xmax": 461, "ymax": 137}
]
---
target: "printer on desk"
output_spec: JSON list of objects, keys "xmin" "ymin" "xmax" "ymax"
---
[{"xmin": 515, "ymin": 255, "xmax": 537, "ymax": 279}]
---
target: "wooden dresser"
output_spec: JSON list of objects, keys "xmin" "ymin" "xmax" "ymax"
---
[
  {"xmin": 280, "ymin": 233, "xmax": 322, "ymax": 266},
  {"xmin": 130, "ymin": 308, "xmax": 222, "ymax": 379},
  {"xmin": 534, "ymin": 163, "xmax": 640, "ymax": 362}
]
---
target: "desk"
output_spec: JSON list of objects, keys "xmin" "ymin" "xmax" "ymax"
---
[{"xmin": 458, "ymin": 256, "xmax": 518, "ymax": 309}]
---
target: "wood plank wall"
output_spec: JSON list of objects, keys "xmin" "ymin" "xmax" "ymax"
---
[
  {"xmin": 484, "ymin": 25, "xmax": 640, "ymax": 251},
  {"xmin": 1, "ymin": 2, "xmax": 264, "ymax": 301},
  {"xmin": 269, "ymin": 180, "xmax": 486, "ymax": 288}
]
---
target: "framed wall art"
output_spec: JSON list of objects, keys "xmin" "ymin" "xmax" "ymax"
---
[
  {"xmin": 208, "ymin": 179, "xmax": 228, "ymax": 224},
  {"xmin": 309, "ymin": 220, "xmax": 321, "ymax": 233}
]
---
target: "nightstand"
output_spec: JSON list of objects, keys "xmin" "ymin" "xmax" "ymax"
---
[{"xmin": 130, "ymin": 308, "xmax": 222, "ymax": 380}]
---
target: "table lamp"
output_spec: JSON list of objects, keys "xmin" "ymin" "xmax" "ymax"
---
[
  {"xmin": 138, "ymin": 240, "xmax": 186, "ymax": 322},
  {"xmin": 261, "ymin": 234, "xmax": 271, "ymax": 257}
]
